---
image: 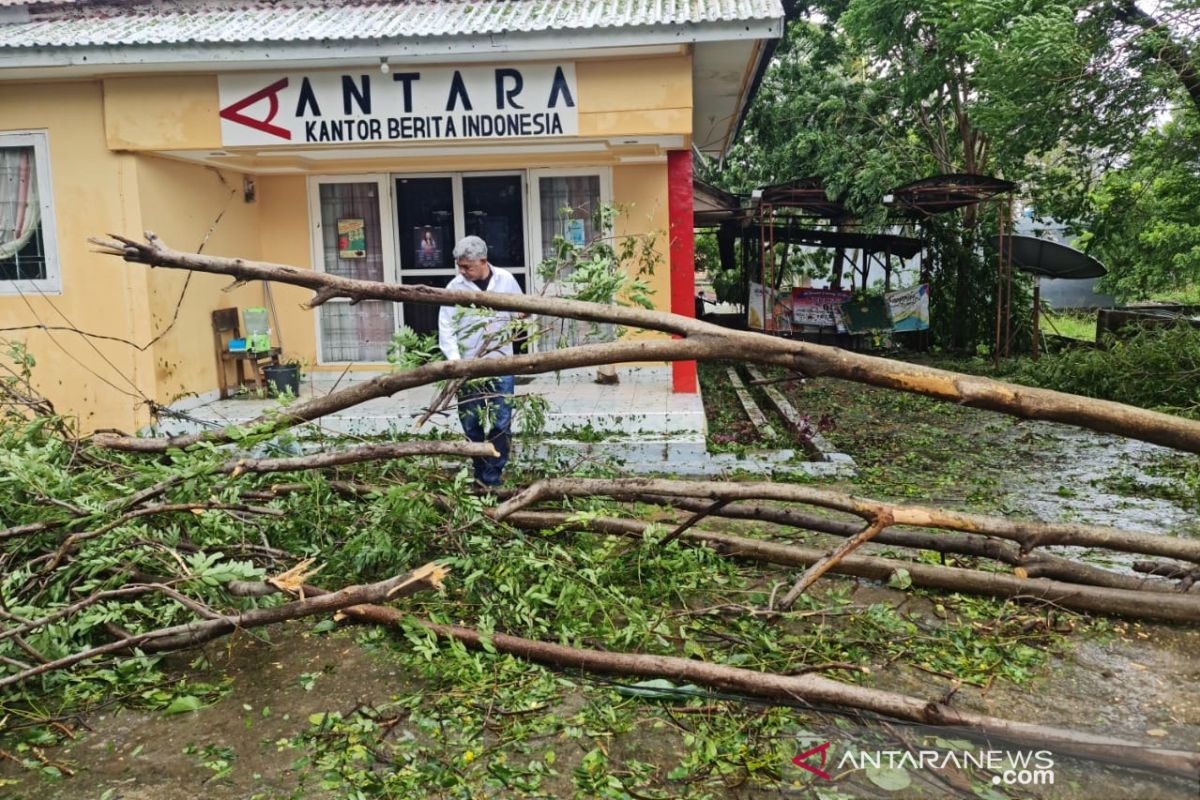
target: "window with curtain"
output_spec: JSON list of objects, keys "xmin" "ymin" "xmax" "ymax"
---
[
  {"xmin": 316, "ymin": 181, "xmax": 395, "ymax": 362},
  {"xmin": 538, "ymin": 175, "xmax": 601, "ymax": 281},
  {"xmin": 0, "ymin": 133, "xmax": 58, "ymax": 293},
  {"xmin": 536, "ymin": 174, "xmax": 606, "ymax": 350}
]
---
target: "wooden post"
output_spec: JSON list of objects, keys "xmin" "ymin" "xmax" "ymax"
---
[{"xmin": 1032, "ymin": 281, "xmax": 1041, "ymax": 361}]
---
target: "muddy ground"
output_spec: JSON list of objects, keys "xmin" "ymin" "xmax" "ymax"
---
[{"xmin": 3, "ymin": 372, "xmax": 1199, "ymax": 799}]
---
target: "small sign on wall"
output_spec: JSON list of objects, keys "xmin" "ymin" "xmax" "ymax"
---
[
  {"xmin": 565, "ymin": 218, "xmax": 587, "ymax": 247},
  {"xmin": 415, "ymin": 227, "xmax": 443, "ymax": 268},
  {"xmin": 338, "ymin": 218, "xmax": 367, "ymax": 258}
]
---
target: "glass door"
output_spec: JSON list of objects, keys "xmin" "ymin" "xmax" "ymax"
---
[
  {"xmin": 395, "ymin": 175, "xmax": 456, "ymax": 336},
  {"xmin": 310, "ymin": 177, "xmax": 398, "ymax": 363},
  {"xmin": 395, "ymin": 172, "xmax": 528, "ymax": 336},
  {"xmin": 462, "ymin": 175, "xmax": 527, "ymax": 276}
]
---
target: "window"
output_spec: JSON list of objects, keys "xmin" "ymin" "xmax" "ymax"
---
[
  {"xmin": 529, "ymin": 169, "xmax": 610, "ymax": 290},
  {"xmin": 528, "ymin": 169, "xmax": 610, "ymax": 350},
  {"xmin": 0, "ymin": 132, "xmax": 60, "ymax": 294},
  {"xmin": 308, "ymin": 176, "xmax": 398, "ymax": 363}
]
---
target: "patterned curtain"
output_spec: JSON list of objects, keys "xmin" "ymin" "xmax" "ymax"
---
[
  {"xmin": 317, "ymin": 182, "xmax": 394, "ymax": 361},
  {"xmin": 537, "ymin": 175, "xmax": 605, "ymax": 351},
  {"xmin": 0, "ymin": 148, "xmax": 40, "ymax": 261}
]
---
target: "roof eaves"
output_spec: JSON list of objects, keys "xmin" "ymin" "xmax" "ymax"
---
[{"xmin": 0, "ymin": 18, "xmax": 784, "ymax": 71}]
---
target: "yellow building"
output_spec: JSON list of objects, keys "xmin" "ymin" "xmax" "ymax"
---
[{"xmin": 0, "ymin": 0, "xmax": 784, "ymax": 433}]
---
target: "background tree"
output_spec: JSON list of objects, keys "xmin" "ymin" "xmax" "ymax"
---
[
  {"xmin": 711, "ymin": 0, "xmax": 1200, "ymax": 348},
  {"xmin": 1078, "ymin": 107, "xmax": 1200, "ymax": 300}
]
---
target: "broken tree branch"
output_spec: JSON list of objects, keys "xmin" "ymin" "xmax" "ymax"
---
[
  {"xmin": 502, "ymin": 511, "xmax": 1200, "ymax": 623},
  {"xmin": 220, "ymin": 441, "xmax": 497, "ymax": 477},
  {"xmin": 91, "ymin": 233, "xmax": 1200, "ymax": 454},
  {"xmin": 0, "ymin": 563, "xmax": 447, "ymax": 689},
  {"xmin": 288, "ymin": 590, "xmax": 1198, "ymax": 780},
  {"xmin": 92, "ymin": 338, "xmax": 727, "ymax": 454},
  {"xmin": 628, "ymin": 494, "xmax": 1186, "ymax": 593},
  {"xmin": 659, "ymin": 499, "xmax": 729, "ymax": 546},
  {"xmin": 493, "ymin": 478, "xmax": 1200, "ymax": 565},
  {"xmin": 223, "ymin": 482, "xmax": 1189, "ymax": 594},
  {"xmin": 777, "ymin": 512, "xmax": 894, "ymax": 610}
]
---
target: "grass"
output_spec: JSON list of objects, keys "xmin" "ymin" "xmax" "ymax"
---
[
  {"xmin": 1039, "ymin": 309, "xmax": 1097, "ymax": 341},
  {"xmin": 766, "ymin": 369, "xmax": 1027, "ymax": 508},
  {"xmin": 696, "ymin": 361, "xmax": 795, "ymax": 453}
]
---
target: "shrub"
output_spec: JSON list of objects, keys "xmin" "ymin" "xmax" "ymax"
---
[{"xmin": 1010, "ymin": 322, "xmax": 1200, "ymax": 418}]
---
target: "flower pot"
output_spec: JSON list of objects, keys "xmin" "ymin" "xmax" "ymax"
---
[{"xmin": 262, "ymin": 364, "xmax": 301, "ymax": 397}]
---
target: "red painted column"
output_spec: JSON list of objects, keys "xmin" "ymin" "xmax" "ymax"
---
[{"xmin": 667, "ymin": 149, "xmax": 697, "ymax": 393}]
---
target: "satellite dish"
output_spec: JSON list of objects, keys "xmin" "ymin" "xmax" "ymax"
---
[{"xmin": 994, "ymin": 234, "xmax": 1107, "ymax": 279}]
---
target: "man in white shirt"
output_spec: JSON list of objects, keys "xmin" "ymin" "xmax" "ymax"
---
[{"xmin": 438, "ymin": 235, "xmax": 525, "ymax": 487}]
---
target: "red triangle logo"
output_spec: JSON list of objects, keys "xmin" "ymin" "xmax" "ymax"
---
[
  {"xmin": 792, "ymin": 741, "xmax": 833, "ymax": 780},
  {"xmin": 219, "ymin": 77, "xmax": 292, "ymax": 140}
]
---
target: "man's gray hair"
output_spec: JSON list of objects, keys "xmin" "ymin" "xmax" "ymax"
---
[{"xmin": 452, "ymin": 235, "xmax": 488, "ymax": 261}]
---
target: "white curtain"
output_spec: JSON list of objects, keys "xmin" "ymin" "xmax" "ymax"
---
[{"xmin": 0, "ymin": 147, "xmax": 40, "ymax": 261}]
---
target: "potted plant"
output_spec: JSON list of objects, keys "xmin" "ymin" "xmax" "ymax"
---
[{"xmin": 263, "ymin": 356, "xmax": 304, "ymax": 397}]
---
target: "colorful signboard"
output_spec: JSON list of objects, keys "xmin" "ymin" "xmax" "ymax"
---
[
  {"xmin": 792, "ymin": 288, "xmax": 851, "ymax": 329},
  {"xmin": 748, "ymin": 282, "xmax": 794, "ymax": 332},
  {"xmin": 886, "ymin": 284, "xmax": 930, "ymax": 332},
  {"xmin": 337, "ymin": 218, "xmax": 366, "ymax": 259}
]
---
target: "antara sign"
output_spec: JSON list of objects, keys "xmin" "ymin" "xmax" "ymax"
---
[{"xmin": 218, "ymin": 63, "xmax": 578, "ymax": 146}]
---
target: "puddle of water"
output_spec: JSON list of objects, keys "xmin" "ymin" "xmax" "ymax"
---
[{"xmin": 1003, "ymin": 422, "xmax": 1199, "ymax": 573}]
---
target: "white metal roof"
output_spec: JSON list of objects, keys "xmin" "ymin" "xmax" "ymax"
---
[{"xmin": 0, "ymin": 0, "xmax": 783, "ymax": 48}]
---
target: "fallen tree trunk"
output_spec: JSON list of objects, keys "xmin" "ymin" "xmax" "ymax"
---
[
  {"xmin": 629, "ymin": 494, "xmax": 1189, "ymax": 594},
  {"xmin": 417, "ymin": 623, "xmax": 1199, "ymax": 780},
  {"xmin": 0, "ymin": 563, "xmax": 446, "ymax": 689},
  {"xmin": 495, "ymin": 478, "xmax": 1200, "ymax": 565},
  {"xmin": 92, "ymin": 233, "xmax": 1200, "ymax": 455},
  {"xmin": 218, "ymin": 477, "xmax": 1188, "ymax": 595},
  {"xmin": 503, "ymin": 512, "xmax": 1200, "ymax": 623},
  {"xmin": 291, "ymin": 590, "xmax": 1199, "ymax": 780}
]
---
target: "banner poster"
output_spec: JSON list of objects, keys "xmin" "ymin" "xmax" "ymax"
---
[
  {"xmin": 771, "ymin": 292, "xmax": 793, "ymax": 333},
  {"xmin": 337, "ymin": 218, "xmax": 366, "ymax": 259},
  {"xmin": 565, "ymin": 218, "xmax": 587, "ymax": 246},
  {"xmin": 747, "ymin": 282, "xmax": 794, "ymax": 332},
  {"xmin": 747, "ymin": 281, "xmax": 769, "ymax": 330},
  {"xmin": 792, "ymin": 288, "xmax": 851, "ymax": 329},
  {"xmin": 886, "ymin": 284, "xmax": 930, "ymax": 332}
]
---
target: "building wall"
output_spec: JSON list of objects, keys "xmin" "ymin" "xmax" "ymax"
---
[
  {"xmin": 613, "ymin": 163, "xmax": 671, "ymax": 341},
  {"xmin": 256, "ymin": 174, "xmax": 318, "ymax": 364},
  {"xmin": 133, "ymin": 156, "xmax": 264, "ymax": 403},
  {"xmin": 577, "ymin": 55, "xmax": 692, "ymax": 137},
  {"xmin": 0, "ymin": 81, "xmax": 153, "ymax": 433}
]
